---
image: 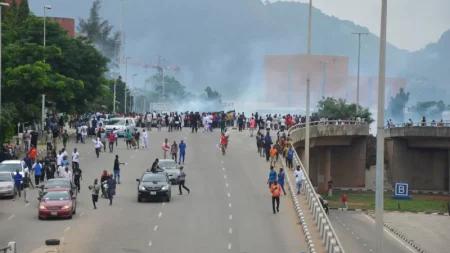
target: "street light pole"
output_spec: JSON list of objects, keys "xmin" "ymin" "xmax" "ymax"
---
[
  {"xmin": 124, "ymin": 56, "xmax": 131, "ymax": 114},
  {"xmin": 375, "ymin": 1, "xmax": 388, "ymax": 252},
  {"xmin": 352, "ymin": 32, "xmax": 369, "ymax": 112},
  {"xmin": 0, "ymin": 2, "xmax": 10, "ymax": 142},
  {"xmin": 161, "ymin": 58, "xmax": 166, "ymax": 100},
  {"xmin": 133, "ymin": 73, "xmax": 138, "ymax": 112},
  {"xmin": 304, "ymin": 0, "xmax": 312, "ymax": 175},
  {"xmin": 43, "ymin": 5, "xmax": 52, "ymax": 62}
]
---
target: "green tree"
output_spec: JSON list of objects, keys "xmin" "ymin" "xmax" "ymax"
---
[
  {"xmin": 316, "ymin": 97, "xmax": 374, "ymax": 123},
  {"xmin": 386, "ymin": 87, "xmax": 409, "ymax": 123},
  {"xmin": 17, "ymin": 0, "xmax": 30, "ymax": 23},
  {"xmin": 146, "ymin": 74, "xmax": 186, "ymax": 102}
]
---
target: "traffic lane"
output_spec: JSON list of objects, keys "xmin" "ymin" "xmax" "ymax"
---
[
  {"xmin": 329, "ymin": 211, "xmax": 418, "ymax": 253},
  {"xmin": 139, "ymin": 130, "xmax": 232, "ymax": 253},
  {"xmin": 223, "ymin": 131, "xmax": 308, "ymax": 253},
  {"xmin": 57, "ymin": 129, "xmax": 180, "ymax": 253}
]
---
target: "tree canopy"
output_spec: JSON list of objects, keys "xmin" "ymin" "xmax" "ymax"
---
[
  {"xmin": 0, "ymin": 0, "xmax": 111, "ymax": 142},
  {"xmin": 316, "ymin": 97, "xmax": 374, "ymax": 123}
]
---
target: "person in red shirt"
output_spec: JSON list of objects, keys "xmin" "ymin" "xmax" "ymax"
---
[
  {"xmin": 220, "ymin": 133, "xmax": 227, "ymax": 155},
  {"xmin": 270, "ymin": 181, "xmax": 282, "ymax": 214},
  {"xmin": 341, "ymin": 194, "xmax": 348, "ymax": 209},
  {"xmin": 108, "ymin": 131, "xmax": 115, "ymax": 153}
]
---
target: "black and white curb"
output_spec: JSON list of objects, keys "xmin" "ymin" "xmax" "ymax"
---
[
  {"xmin": 333, "ymin": 187, "xmax": 449, "ymax": 195},
  {"xmin": 367, "ymin": 213, "xmax": 426, "ymax": 253},
  {"xmin": 334, "ymin": 208, "xmax": 450, "ymax": 216},
  {"xmin": 330, "ymin": 208, "xmax": 367, "ymax": 212}
]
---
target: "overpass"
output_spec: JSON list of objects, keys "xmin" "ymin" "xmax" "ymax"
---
[
  {"xmin": 290, "ymin": 121, "xmax": 370, "ymax": 192},
  {"xmin": 385, "ymin": 124, "xmax": 450, "ymax": 191}
]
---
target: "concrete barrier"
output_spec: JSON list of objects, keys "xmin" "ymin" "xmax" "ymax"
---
[{"xmin": 288, "ymin": 124, "xmax": 346, "ymax": 253}]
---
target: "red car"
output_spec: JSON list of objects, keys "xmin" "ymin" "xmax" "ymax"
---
[{"xmin": 38, "ymin": 189, "xmax": 77, "ymax": 220}]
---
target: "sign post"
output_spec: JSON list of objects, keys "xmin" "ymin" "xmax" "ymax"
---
[{"xmin": 392, "ymin": 182, "xmax": 411, "ymax": 200}]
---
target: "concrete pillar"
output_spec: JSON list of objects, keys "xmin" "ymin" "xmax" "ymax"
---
[
  {"xmin": 319, "ymin": 148, "xmax": 331, "ymax": 192},
  {"xmin": 448, "ymin": 149, "xmax": 450, "ymax": 192}
]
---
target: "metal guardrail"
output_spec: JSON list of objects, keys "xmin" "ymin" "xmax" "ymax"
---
[
  {"xmin": 0, "ymin": 242, "xmax": 15, "ymax": 253},
  {"xmin": 288, "ymin": 124, "xmax": 346, "ymax": 253}
]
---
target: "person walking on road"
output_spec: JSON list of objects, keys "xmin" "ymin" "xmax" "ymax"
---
[
  {"xmin": 62, "ymin": 167, "xmax": 73, "ymax": 181},
  {"xmin": 177, "ymin": 166, "xmax": 190, "ymax": 195},
  {"xmin": 220, "ymin": 133, "xmax": 227, "ymax": 155},
  {"xmin": 162, "ymin": 139, "xmax": 170, "ymax": 159},
  {"xmin": 33, "ymin": 161, "xmax": 43, "ymax": 186},
  {"xmin": 106, "ymin": 174, "xmax": 117, "ymax": 206},
  {"xmin": 22, "ymin": 172, "xmax": 34, "ymax": 203},
  {"xmin": 178, "ymin": 140, "xmax": 186, "ymax": 164},
  {"xmin": 62, "ymin": 130, "xmax": 69, "ymax": 149},
  {"xmin": 73, "ymin": 166, "xmax": 82, "ymax": 193},
  {"xmin": 134, "ymin": 129, "xmax": 141, "ymax": 149},
  {"xmin": 171, "ymin": 141, "xmax": 178, "ymax": 161},
  {"xmin": 278, "ymin": 168, "xmax": 286, "ymax": 195},
  {"xmin": 142, "ymin": 129, "xmax": 148, "ymax": 148},
  {"xmin": 267, "ymin": 166, "xmax": 277, "ymax": 188},
  {"xmin": 286, "ymin": 147, "xmax": 294, "ymax": 170},
  {"xmin": 93, "ymin": 137, "xmax": 104, "ymax": 158},
  {"xmin": 89, "ymin": 179, "xmax": 101, "ymax": 209},
  {"xmin": 125, "ymin": 129, "xmax": 132, "ymax": 149},
  {"xmin": 13, "ymin": 170, "xmax": 22, "ymax": 201},
  {"xmin": 108, "ymin": 131, "xmax": 115, "ymax": 153},
  {"xmin": 294, "ymin": 165, "xmax": 304, "ymax": 195},
  {"xmin": 72, "ymin": 148, "xmax": 79, "ymax": 171},
  {"xmin": 270, "ymin": 181, "xmax": 282, "ymax": 214},
  {"xmin": 113, "ymin": 155, "xmax": 125, "ymax": 184}
]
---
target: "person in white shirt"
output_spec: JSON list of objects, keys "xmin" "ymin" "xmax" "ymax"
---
[
  {"xmin": 265, "ymin": 120, "xmax": 272, "ymax": 132},
  {"xmin": 61, "ymin": 167, "xmax": 72, "ymax": 181},
  {"xmin": 58, "ymin": 165, "xmax": 66, "ymax": 177},
  {"xmin": 72, "ymin": 148, "xmax": 79, "ymax": 171},
  {"xmin": 294, "ymin": 165, "xmax": 305, "ymax": 195},
  {"xmin": 93, "ymin": 137, "xmax": 104, "ymax": 158},
  {"xmin": 57, "ymin": 151, "xmax": 64, "ymax": 167},
  {"xmin": 146, "ymin": 113, "xmax": 152, "ymax": 131},
  {"xmin": 280, "ymin": 117, "xmax": 286, "ymax": 131},
  {"xmin": 81, "ymin": 123, "xmax": 88, "ymax": 143},
  {"xmin": 142, "ymin": 129, "xmax": 148, "ymax": 148}
]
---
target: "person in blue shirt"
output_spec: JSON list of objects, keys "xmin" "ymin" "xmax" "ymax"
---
[
  {"xmin": 278, "ymin": 168, "xmax": 286, "ymax": 195},
  {"xmin": 287, "ymin": 147, "xmax": 294, "ymax": 170},
  {"xmin": 23, "ymin": 154, "xmax": 32, "ymax": 172},
  {"xmin": 13, "ymin": 170, "xmax": 23, "ymax": 201},
  {"xmin": 179, "ymin": 140, "xmax": 186, "ymax": 164},
  {"xmin": 33, "ymin": 162, "xmax": 42, "ymax": 186},
  {"xmin": 267, "ymin": 166, "xmax": 277, "ymax": 188},
  {"xmin": 264, "ymin": 132, "xmax": 272, "ymax": 162},
  {"xmin": 106, "ymin": 174, "xmax": 117, "ymax": 206}
]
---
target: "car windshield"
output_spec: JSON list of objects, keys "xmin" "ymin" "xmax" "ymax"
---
[
  {"xmin": 107, "ymin": 119, "xmax": 126, "ymax": 125},
  {"xmin": 0, "ymin": 163, "xmax": 22, "ymax": 172},
  {"xmin": 45, "ymin": 180, "xmax": 71, "ymax": 189},
  {"xmin": 44, "ymin": 191, "xmax": 70, "ymax": 201},
  {"xmin": 0, "ymin": 174, "xmax": 12, "ymax": 182},
  {"xmin": 158, "ymin": 161, "xmax": 177, "ymax": 170},
  {"xmin": 142, "ymin": 174, "xmax": 166, "ymax": 182}
]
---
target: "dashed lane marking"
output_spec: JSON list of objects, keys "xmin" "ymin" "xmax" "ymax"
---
[
  {"xmin": 222, "ymin": 161, "xmax": 224, "ymax": 164},
  {"xmin": 25, "ymin": 203, "xmax": 30, "ymax": 207},
  {"xmin": 154, "ymin": 226, "xmax": 158, "ymax": 231},
  {"xmin": 229, "ymin": 228, "xmax": 232, "ymax": 234},
  {"xmin": 162, "ymin": 202, "xmax": 165, "ymax": 206},
  {"xmin": 8, "ymin": 214, "xmax": 14, "ymax": 220},
  {"xmin": 228, "ymin": 243, "xmax": 232, "ymax": 250},
  {"xmin": 222, "ymin": 167, "xmax": 225, "ymax": 171},
  {"xmin": 149, "ymin": 241, "xmax": 152, "ymax": 246},
  {"xmin": 228, "ymin": 203, "xmax": 232, "ymax": 208},
  {"xmin": 229, "ymin": 215, "xmax": 232, "ymax": 220},
  {"xmin": 158, "ymin": 212, "xmax": 162, "ymax": 218},
  {"xmin": 131, "ymin": 155, "xmax": 134, "ymax": 159},
  {"xmin": 64, "ymin": 227, "xmax": 71, "ymax": 232},
  {"xmin": 226, "ymin": 183, "xmax": 229, "ymax": 187},
  {"xmin": 224, "ymin": 175, "xmax": 227, "ymax": 179},
  {"xmin": 80, "ymin": 213, "xmax": 84, "ymax": 217},
  {"xmin": 227, "ymin": 193, "xmax": 231, "ymax": 197}
]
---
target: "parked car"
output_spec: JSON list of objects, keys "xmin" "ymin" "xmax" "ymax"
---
[
  {"xmin": 158, "ymin": 159, "xmax": 180, "ymax": 184},
  {"xmin": 0, "ymin": 160, "xmax": 29, "ymax": 187},
  {"xmin": 0, "ymin": 172, "xmax": 15, "ymax": 198},
  {"xmin": 104, "ymin": 117, "xmax": 136, "ymax": 137},
  {"xmin": 136, "ymin": 170, "xmax": 171, "ymax": 202},
  {"xmin": 38, "ymin": 189, "xmax": 76, "ymax": 220}
]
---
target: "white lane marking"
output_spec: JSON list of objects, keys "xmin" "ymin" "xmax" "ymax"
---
[
  {"xmin": 228, "ymin": 243, "xmax": 232, "ymax": 250},
  {"xmin": 131, "ymin": 155, "xmax": 134, "ymax": 159},
  {"xmin": 184, "ymin": 137, "xmax": 187, "ymax": 139},
  {"xmin": 149, "ymin": 241, "xmax": 152, "ymax": 246},
  {"xmin": 158, "ymin": 212, "xmax": 162, "ymax": 218},
  {"xmin": 227, "ymin": 193, "xmax": 231, "ymax": 197},
  {"xmin": 356, "ymin": 237, "xmax": 359, "ymax": 239},
  {"xmin": 222, "ymin": 167, "xmax": 225, "ymax": 171},
  {"xmin": 221, "ymin": 161, "xmax": 224, "ymax": 164},
  {"xmin": 228, "ymin": 203, "xmax": 232, "ymax": 208},
  {"xmin": 226, "ymin": 183, "xmax": 229, "ymax": 187},
  {"xmin": 64, "ymin": 227, "xmax": 71, "ymax": 232},
  {"xmin": 154, "ymin": 226, "xmax": 158, "ymax": 231},
  {"xmin": 362, "ymin": 213, "xmax": 417, "ymax": 253},
  {"xmin": 224, "ymin": 175, "xmax": 227, "ymax": 179},
  {"xmin": 88, "ymin": 151, "xmax": 91, "ymax": 154},
  {"xmin": 25, "ymin": 203, "xmax": 30, "ymax": 207},
  {"xmin": 8, "ymin": 214, "xmax": 14, "ymax": 220},
  {"xmin": 229, "ymin": 215, "xmax": 233, "ymax": 220},
  {"xmin": 229, "ymin": 228, "xmax": 232, "ymax": 234},
  {"xmin": 80, "ymin": 213, "xmax": 84, "ymax": 217},
  {"xmin": 162, "ymin": 202, "xmax": 165, "ymax": 206},
  {"xmin": 81, "ymin": 158, "xmax": 84, "ymax": 160}
]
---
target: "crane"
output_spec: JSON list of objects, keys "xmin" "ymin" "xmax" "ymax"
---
[{"xmin": 119, "ymin": 55, "xmax": 180, "ymax": 75}]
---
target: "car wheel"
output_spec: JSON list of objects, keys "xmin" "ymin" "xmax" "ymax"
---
[
  {"xmin": 68, "ymin": 215, "xmax": 72, "ymax": 219},
  {"xmin": 72, "ymin": 207, "xmax": 76, "ymax": 215},
  {"xmin": 38, "ymin": 216, "xmax": 43, "ymax": 220},
  {"xmin": 45, "ymin": 239, "xmax": 60, "ymax": 246},
  {"xmin": 137, "ymin": 196, "xmax": 142, "ymax": 203},
  {"xmin": 166, "ymin": 195, "xmax": 171, "ymax": 202}
]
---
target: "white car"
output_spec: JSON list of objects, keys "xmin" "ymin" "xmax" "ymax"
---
[
  {"xmin": 0, "ymin": 160, "xmax": 29, "ymax": 178},
  {"xmin": 0, "ymin": 172, "xmax": 15, "ymax": 197},
  {"xmin": 104, "ymin": 117, "xmax": 136, "ymax": 137}
]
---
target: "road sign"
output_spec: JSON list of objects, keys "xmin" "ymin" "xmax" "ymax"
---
[{"xmin": 392, "ymin": 182, "xmax": 411, "ymax": 200}]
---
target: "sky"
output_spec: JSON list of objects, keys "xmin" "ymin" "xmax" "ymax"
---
[{"xmin": 271, "ymin": 0, "xmax": 450, "ymax": 51}]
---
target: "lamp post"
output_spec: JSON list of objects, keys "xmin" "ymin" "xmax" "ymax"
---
[
  {"xmin": 124, "ymin": 56, "xmax": 131, "ymax": 114},
  {"xmin": 43, "ymin": 5, "xmax": 52, "ymax": 61},
  {"xmin": 304, "ymin": 0, "xmax": 312, "ymax": 175},
  {"xmin": 351, "ymin": 32, "xmax": 369, "ymax": 112},
  {"xmin": 0, "ymin": 2, "xmax": 10, "ymax": 142},
  {"xmin": 132, "ymin": 73, "xmax": 138, "ymax": 112},
  {"xmin": 375, "ymin": 1, "xmax": 388, "ymax": 252}
]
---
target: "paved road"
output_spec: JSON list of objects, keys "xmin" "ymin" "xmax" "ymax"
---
[
  {"xmin": 329, "ymin": 211, "xmax": 419, "ymax": 253},
  {"xmin": 0, "ymin": 127, "xmax": 308, "ymax": 253}
]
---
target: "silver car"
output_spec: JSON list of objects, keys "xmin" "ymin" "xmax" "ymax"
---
[
  {"xmin": 0, "ymin": 160, "xmax": 29, "ymax": 178},
  {"xmin": 0, "ymin": 172, "xmax": 15, "ymax": 197},
  {"xmin": 158, "ymin": 159, "xmax": 180, "ymax": 184},
  {"xmin": 104, "ymin": 117, "xmax": 136, "ymax": 137}
]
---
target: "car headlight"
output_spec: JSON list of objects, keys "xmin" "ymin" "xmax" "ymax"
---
[
  {"xmin": 39, "ymin": 205, "xmax": 46, "ymax": 210},
  {"xmin": 139, "ymin": 185, "xmax": 146, "ymax": 191},
  {"xmin": 6, "ymin": 185, "xmax": 13, "ymax": 190},
  {"xmin": 62, "ymin": 205, "xmax": 70, "ymax": 210},
  {"xmin": 161, "ymin": 185, "xmax": 169, "ymax": 190}
]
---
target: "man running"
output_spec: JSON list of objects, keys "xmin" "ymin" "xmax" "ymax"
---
[
  {"xmin": 113, "ymin": 155, "xmax": 125, "ymax": 184},
  {"xmin": 177, "ymin": 166, "xmax": 190, "ymax": 195},
  {"xmin": 270, "ymin": 181, "xmax": 282, "ymax": 214}
]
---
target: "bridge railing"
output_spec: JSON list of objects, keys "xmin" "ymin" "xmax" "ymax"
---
[
  {"xmin": 385, "ymin": 120, "xmax": 450, "ymax": 129},
  {"xmin": 289, "ymin": 120, "xmax": 368, "ymax": 132},
  {"xmin": 288, "ymin": 123, "xmax": 346, "ymax": 253}
]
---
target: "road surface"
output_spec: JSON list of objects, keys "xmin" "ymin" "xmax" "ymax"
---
[
  {"xmin": 329, "ymin": 210, "xmax": 419, "ymax": 253},
  {"xmin": 0, "ymin": 127, "xmax": 309, "ymax": 253}
]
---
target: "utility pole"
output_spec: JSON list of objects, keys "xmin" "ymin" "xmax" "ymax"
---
[
  {"xmin": 375, "ymin": 1, "xmax": 388, "ymax": 252},
  {"xmin": 133, "ymin": 73, "xmax": 138, "ymax": 112},
  {"xmin": 305, "ymin": 0, "xmax": 312, "ymax": 175},
  {"xmin": 42, "ymin": 95, "xmax": 45, "ymax": 131},
  {"xmin": 43, "ymin": 5, "xmax": 52, "ymax": 62},
  {"xmin": 125, "ymin": 56, "xmax": 131, "ymax": 113},
  {"xmin": 352, "ymin": 32, "xmax": 369, "ymax": 113}
]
